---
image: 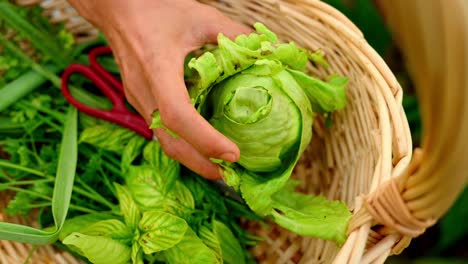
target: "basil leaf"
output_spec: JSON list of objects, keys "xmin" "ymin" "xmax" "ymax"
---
[
  {"xmin": 143, "ymin": 141, "xmax": 179, "ymax": 195},
  {"xmin": 121, "ymin": 136, "xmax": 146, "ymax": 173},
  {"xmin": 115, "ymin": 183, "xmax": 141, "ymax": 231},
  {"xmin": 80, "ymin": 123, "xmax": 140, "ymax": 153},
  {"xmin": 138, "ymin": 210, "xmax": 188, "ymax": 254},
  {"xmin": 80, "ymin": 219, "xmax": 133, "ymax": 245},
  {"xmin": 198, "ymin": 225, "xmax": 222, "ymax": 263},
  {"xmin": 63, "ymin": 232, "xmax": 131, "ymax": 264},
  {"xmin": 126, "ymin": 165, "xmax": 194, "ymax": 211},
  {"xmin": 163, "ymin": 227, "xmax": 219, "ymax": 264},
  {"xmin": 131, "ymin": 243, "xmax": 144, "ymax": 264},
  {"xmin": 213, "ymin": 220, "xmax": 245, "ymax": 264},
  {"xmin": 59, "ymin": 213, "xmax": 115, "ymax": 241}
]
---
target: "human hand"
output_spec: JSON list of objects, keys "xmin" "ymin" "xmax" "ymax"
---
[{"xmin": 68, "ymin": 0, "xmax": 251, "ymax": 179}]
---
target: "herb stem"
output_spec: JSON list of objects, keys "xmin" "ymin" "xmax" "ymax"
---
[
  {"xmin": 6, "ymin": 187, "xmax": 52, "ymax": 201},
  {"xmin": 0, "ymin": 159, "xmax": 47, "ymax": 177},
  {"xmin": 0, "ymin": 178, "xmax": 53, "ymax": 187},
  {"xmin": 73, "ymin": 179, "xmax": 117, "ymax": 210},
  {"xmin": 68, "ymin": 205, "xmax": 98, "ymax": 214}
]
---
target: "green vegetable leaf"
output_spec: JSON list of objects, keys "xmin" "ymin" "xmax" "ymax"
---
[
  {"xmin": 126, "ymin": 165, "xmax": 194, "ymax": 212},
  {"xmin": 213, "ymin": 220, "xmax": 245, "ymax": 264},
  {"xmin": 149, "ymin": 112, "xmax": 179, "ymax": 138},
  {"xmin": 63, "ymin": 232, "xmax": 131, "ymax": 264},
  {"xmin": 138, "ymin": 210, "xmax": 188, "ymax": 254},
  {"xmin": 308, "ymin": 49, "xmax": 330, "ymax": 69},
  {"xmin": 0, "ymin": 107, "xmax": 77, "ymax": 245},
  {"xmin": 131, "ymin": 242, "xmax": 144, "ymax": 264},
  {"xmin": 198, "ymin": 225, "xmax": 223, "ymax": 263},
  {"xmin": 163, "ymin": 227, "xmax": 219, "ymax": 264},
  {"xmin": 115, "ymin": 183, "xmax": 141, "ymax": 231},
  {"xmin": 143, "ymin": 141, "xmax": 179, "ymax": 195},
  {"xmin": 59, "ymin": 213, "xmax": 115, "ymax": 241},
  {"xmin": 121, "ymin": 136, "xmax": 146, "ymax": 173},
  {"xmin": 80, "ymin": 219, "xmax": 133, "ymax": 245},
  {"xmin": 173, "ymin": 23, "xmax": 349, "ymax": 244},
  {"xmin": 79, "ymin": 123, "xmax": 141, "ymax": 153},
  {"xmin": 271, "ymin": 180, "xmax": 351, "ymax": 244},
  {"xmin": 288, "ymin": 70, "xmax": 347, "ymax": 113}
]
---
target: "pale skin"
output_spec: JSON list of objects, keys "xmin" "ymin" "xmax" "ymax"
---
[{"xmin": 68, "ymin": 0, "xmax": 251, "ymax": 180}]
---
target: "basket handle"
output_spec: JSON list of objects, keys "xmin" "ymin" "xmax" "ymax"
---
[{"xmin": 349, "ymin": 0, "xmax": 468, "ymax": 248}]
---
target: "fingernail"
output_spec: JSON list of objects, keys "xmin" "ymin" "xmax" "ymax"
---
[{"xmin": 220, "ymin": 152, "xmax": 237, "ymax": 162}]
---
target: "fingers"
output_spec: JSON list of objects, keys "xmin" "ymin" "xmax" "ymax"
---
[
  {"xmin": 145, "ymin": 52, "xmax": 240, "ymax": 163},
  {"xmin": 109, "ymin": 34, "xmax": 158, "ymax": 124},
  {"xmin": 203, "ymin": 10, "xmax": 252, "ymax": 42},
  {"xmin": 154, "ymin": 128, "xmax": 222, "ymax": 180},
  {"xmin": 188, "ymin": 3, "xmax": 252, "ymax": 46}
]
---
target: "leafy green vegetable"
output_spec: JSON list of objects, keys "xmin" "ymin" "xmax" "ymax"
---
[
  {"xmin": 80, "ymin": 123, "xmax": 142, "ymax": 153},
  {"xmin": 58, "ymin": 213, "xmax": 115, "ymax": 241},
  {"xmin": 163, "ymin": 227, "xmax": 219, "ymax": 264},
  {"xmin": 79, "ymin": 219, "xmax": 133, "ymax": 244},
  {"xmin": 0, "ymin": 107, "xmax": 78, "ymax": 244},
  {"xmin": 198, "ymin": 225, "xmax": 223, "ymax": 263},
  {"xmin": 271, "ymin": 180, "xmax": 351, "ymax": 243},
  {"xmin": 63, "ymin": 232, "xmax": 131, "ymax": 264},
  {"xmin": 0, "ymin": 1, "xmax": 72, "ymax": 67},
  {"xmin": 152, "ymin": 22, "xmax": 350, "ymax": 243},
  {"xmin": 138, "ymin": 210, "xmax": 188, "ymax": 254},
  {"xmin": 213, "ymin": 220, "xmax": 245, "ymax": 264},
  {"xmin": 115, "ymin": 183, "xmax": 141, "ymax": 231}
]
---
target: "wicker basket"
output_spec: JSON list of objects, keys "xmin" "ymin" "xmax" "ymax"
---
[{"xmin": 2, "ymin": 0, "xmax": 467, "ymax": 263}]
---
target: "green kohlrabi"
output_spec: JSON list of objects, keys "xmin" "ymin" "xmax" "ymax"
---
[{"xmin": 152, "ymin": 23, "xmax": 351, "ymax": 244}]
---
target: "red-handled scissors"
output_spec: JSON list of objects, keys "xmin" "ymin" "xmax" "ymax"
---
[{"xmin": 61, "ymin": 46, "xmax": 153, "ymax": 140}]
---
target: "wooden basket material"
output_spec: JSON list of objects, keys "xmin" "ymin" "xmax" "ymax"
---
[{"xmin": 342, "ymin": 1, "xmax": 468, "ymax": 263}]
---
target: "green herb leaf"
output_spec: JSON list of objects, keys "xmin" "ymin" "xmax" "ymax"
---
[
  {"xmin": 163, "ymin": 227, "xmax": 219, "ymax": 264},
  {"xmin": 143, "ymin": 141, "xmax": 179, "ymax": 195},
  {"xmin": 198, "ymin": 225, "xmax": 223, "ymax": 263},
  {"xmin": 149, "ymin": 112, "xmax": 179, "ymax": 138},
  {"xmin": 59, "ymin": 213, "xmax": 115, "ymax": 241},
  {"xmin": 63, "ymin": 232, "xmax": 131, "ymax": 264},
  {"xmin": 115, "ymin": 183, "xmax": 141, "ymax": 231},
  {"xmin": 80, "ymin": 219, "xmax": 133, "ymax": 245},
  {"xmin": 79, "ymin": 123, "xmax": 141, "ymax": 153},
  {"xmin": 138, "ymin": 210, "xmax": 188, "ymax": 254},
  {"xmin": 131, "ymin": 242, "xmax": 144, "ymax": 264},
  {"xmin": 126, "ymin": 165, "xmax": 194, "ymax": 211},
  {"xmin": 121, "ymin": 136, "xmax": 146, "ymax": 173},
  {"xmin": 0, "ymin": 107, "xmax": 77, "ymax": 244},
  {"xmin": 213, "ymin": 220, "xmax": 245, "ymax": 264}
]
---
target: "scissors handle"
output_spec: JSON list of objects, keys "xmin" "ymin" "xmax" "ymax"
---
[
  {"xmin": 61, "ymin": 63, "xmax": 153, "ymax": 140},
  {"xmin": 88, "ymin": 46, "xmax": 123, "ymax": 91}
]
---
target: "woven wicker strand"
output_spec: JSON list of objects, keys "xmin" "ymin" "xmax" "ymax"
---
[
  {"xmin": 7, "ymin": 0, "xmax": 462, "ymax": 263},
  {"xmin": 342, "ymin": 1, "xmax": 468, "ymax": 263}
]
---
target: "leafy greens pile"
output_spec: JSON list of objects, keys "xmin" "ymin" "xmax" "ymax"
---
[
  {"xmin": 153, "ymin": 23, "xmax": 352, "ymax": 243},
  {"xmin": 1, "ymin": 1, "xmax": 352, "ymax": 262},
  {"xmin": 1, "ymin": 2, "xmax": 259, "ymax": 263}
]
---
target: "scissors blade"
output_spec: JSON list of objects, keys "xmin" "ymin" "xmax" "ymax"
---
[{"xmin": 212, "ymin": 179, "xmax": 245, "ymax": 204}]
